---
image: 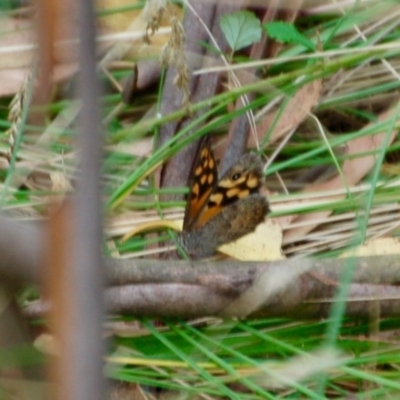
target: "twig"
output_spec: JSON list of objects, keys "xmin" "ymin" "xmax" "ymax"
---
[{"xmin": 24, "ymin": 255, "xmax": 400, "ymax": 319}]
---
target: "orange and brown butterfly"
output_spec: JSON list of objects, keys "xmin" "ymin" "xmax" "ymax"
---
[{"xmin": 178, "ymin": 136, "xmax": 269, "ymax": 259}]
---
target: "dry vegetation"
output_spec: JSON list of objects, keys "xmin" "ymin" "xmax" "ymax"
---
[{"xmin": 1, "ymin": 0, "xmax": 400, "ymax": 398}]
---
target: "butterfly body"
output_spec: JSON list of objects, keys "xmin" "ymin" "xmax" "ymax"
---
[{"xmin": 179, "ymin": 138, "xmax": 269, "ymax": 259}]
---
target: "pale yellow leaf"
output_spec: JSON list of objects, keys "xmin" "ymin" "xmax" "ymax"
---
[
  {"xmin": 341, "ymin": 237, "xmax": 400, "ymax": 257},
  {"xmin": 122, "ymin": 217, "xmax": 282, "ymax": 261},
  {"xmin": 219, "ymin": 219, "xmax": 284, "ymax": 261}
]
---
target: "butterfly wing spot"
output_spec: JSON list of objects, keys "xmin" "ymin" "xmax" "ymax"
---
[
  {"xmin": 207, "ymin": 173, "xmax": 214, "ymax": 185},
  {"xmin": 237, "ymin": 189, "xmax": 250, "ymax": 199},
  {"xmin": 247, "ymin": 174, "xmax": 260, "ymax": 189},
  {"xmin": 191, "ymin": 182, "xmax": 199, "ymax": 198},
  {"xmin": 208, "ymin": 192, "xmax": 223, "ymax": 207},
  {"xmin": 218, "ymin": 175, "xmax": 247, "ymax": 189},
  {"xmin": 195, "ymin": 165, "xmax": 203, "ymax": 176},
  {"xmin": 226, "ymin": 187, "xmax": 240, "ymax": 198},
  {"xmin": 200, "ymin": 148, "xmax": 209, "ymax": 159}
]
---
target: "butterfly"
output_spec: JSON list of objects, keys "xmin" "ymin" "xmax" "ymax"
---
[{"xmin": 178, "ymin": 136, "xmax": 269, "ymax": 259}]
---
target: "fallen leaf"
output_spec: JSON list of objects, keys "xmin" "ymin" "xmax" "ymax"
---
[
  {"xmin": 341, "ymin": 237, "xmax": 400, "ymax": 257},
  {"xmin": 219, "ymin": 219, "xmax": 284, "ymax": 261},
  {"xmin": 251, "ymin": 77, "xmax": 322, "ymax": 146}
]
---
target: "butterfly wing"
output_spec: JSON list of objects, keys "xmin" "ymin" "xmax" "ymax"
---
[
  {"xmin": 196, "ymin": 153, "xmax": 265, "ymax": 227},
  {"xmin": 180, "ymin": 149, "xmax": 269, "ymax": 258},
  {"xmin": 183, "ymin": 136, "xmax": 218, "ymax": 231},
  {"xmin": 180, "ymin": 194, "xmax": 269, "ymax": 259}
]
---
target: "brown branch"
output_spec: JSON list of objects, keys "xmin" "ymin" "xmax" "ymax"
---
[
  {"xmin": 105, "ymin": 256, "xmax": 400, "ymax": 286},
  {"xmin": 1, "ymin": 211, "xmax": 398, "ymax": 320},
  {"xmin": 24, "ymin": 255, "xmax": 400, "ymax": 319},
  {"xmin": 1, "ymin": 213, "xmax": 398, "ymax": 320},
  {"xmin": 157, "ymin": 1, "xmax": 246, "ymax": 197},
  {"xmin": 121, "ymin": 61, "xmax": 161, "ymax": 104}
]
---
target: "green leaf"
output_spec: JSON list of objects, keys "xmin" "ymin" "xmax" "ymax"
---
[
  {"xmin": 264, "ymin": 21, "xmax": 315, "ymax": 51},
  {"xmin": 220, "ymin": 11, "xmax": 262, "ymax": 51}
]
